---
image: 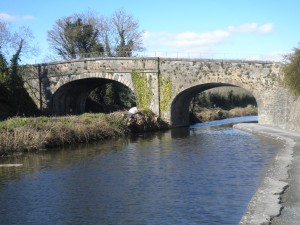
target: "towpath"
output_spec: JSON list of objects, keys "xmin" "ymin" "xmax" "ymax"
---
[{"xmin": 234, "ymin": 123, "xmax": 300, "ymax": 225}]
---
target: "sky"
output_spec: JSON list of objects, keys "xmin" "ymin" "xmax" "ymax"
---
[{"xmin": 0, "ymin": 0, "xmax": 299, "ymax": 64}]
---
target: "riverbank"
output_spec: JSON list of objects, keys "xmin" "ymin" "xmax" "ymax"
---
[
  {"xmin": 234, "ymin": 123, "xmax": 300, "ymax": 225},
  {"xmin": 191, "ymin": 105, "xmax": 257, "ymax": 123},
  {"xmin": 0, "ymin": 110, "xmax": 168, "ymax": 156}
]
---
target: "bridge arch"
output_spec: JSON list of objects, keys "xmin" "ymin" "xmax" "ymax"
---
[
  {"xmin": 50, "ymin": 77, "xmax": 134, "ymax": 115},
  {"xmin": 170, "ymin": 82, "xmax": 260, "ymax": 127}
]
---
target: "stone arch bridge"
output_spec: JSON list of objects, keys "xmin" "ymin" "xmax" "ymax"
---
[{"xmin": 23, "ymin": 57, "xmax": 288, "ymax": 128}]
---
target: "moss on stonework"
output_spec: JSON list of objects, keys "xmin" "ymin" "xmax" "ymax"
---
[
  {"xmin": 159, "ymin": 75, "xmax": 172, "ymax": 112},
  {"xmin": 131, "ymin": 71, "xmax": 153, "ymax": 110}
]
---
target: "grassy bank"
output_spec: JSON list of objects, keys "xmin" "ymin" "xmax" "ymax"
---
[
  {"xmin": 0, "ymin": 112, "xmax": 128, "ymax": 156},
  {"xmin": 0, "ymin": 110, "xmax": 169, "ymax": 156}
]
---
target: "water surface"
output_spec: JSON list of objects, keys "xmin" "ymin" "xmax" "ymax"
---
[{"xmin": 0, "ymin": 116, "xmax": 280, "ymax": 225}]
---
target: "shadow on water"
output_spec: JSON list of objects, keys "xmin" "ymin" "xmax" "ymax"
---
[{"xmin": 129, "ymin": 129, "xmax": 169, "ymax": 143}]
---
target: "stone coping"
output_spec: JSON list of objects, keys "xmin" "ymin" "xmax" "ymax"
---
[{"xmin": 25, "ymin": 57, "xmax": 277, "ymax": 67}]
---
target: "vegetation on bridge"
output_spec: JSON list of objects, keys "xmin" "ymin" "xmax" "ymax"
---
[
  {"xmin": 159, "ymin": 75, "xmax": 172, "ymax": 112},
  {"xmin": 131, "ymin": 71, "xmax": 153, "ymax": 110}
]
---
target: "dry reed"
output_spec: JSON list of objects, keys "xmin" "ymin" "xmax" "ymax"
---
[{"xmin": 0, "ymin": 112, "xmax": 129, "ymax": 156}]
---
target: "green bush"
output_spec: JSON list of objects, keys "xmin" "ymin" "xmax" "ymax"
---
[{"xmin": 283, "ymin": 47, "xmax": 300, "ymax": 96}]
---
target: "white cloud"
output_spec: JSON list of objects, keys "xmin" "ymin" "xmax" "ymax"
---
[
  {"xmin": 227, "ymin": 23, "xmax": 274, "ymax": 34},
  {"xmin": 143, "ymin": 22, "xmax": 274, "ymax": 55},
  {"xmin": 0, "ymin": 12, "xmax": 35, "ymax": 21},
  {"xmin": 262, "ymin": 51, "xmax": 286, "ymax": 61},
  {"xmin": 227, "ymin": 23, "xmax": 257, "ymax": 33},
  {"xmin": 0, "ymin": 13, "xmax": 16, "ymax": 21},
  {"xmin": 21, "ymin": 15, "xmax": 36, "ymax": 21},
  {"xmin": 144, "ymin": 29, "xmax": 230, "ymax": 51},
  {"xmin": 258, "ymin": 23, "xmax": 274, "ymax": 33},
  {"xmin": 174, "ymin": 30, "xmax": 230, "ymax": 47}
]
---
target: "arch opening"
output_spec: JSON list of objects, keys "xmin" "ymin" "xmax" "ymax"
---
[
  {"xmin": 171, "ymin": 83, "xmax": 258, "ymax": 127},
  {"xmin": 85, "ymin": 82, "xmax": 136, "ymax": 114},
  {"xmin": 50, "ymin": 78, "xmax": 135, "ymax": 115}
]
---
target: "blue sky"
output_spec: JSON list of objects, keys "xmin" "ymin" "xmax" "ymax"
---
[{"xmin": 1, "ymin": 0, "xmax": 299, "ymax": 63}]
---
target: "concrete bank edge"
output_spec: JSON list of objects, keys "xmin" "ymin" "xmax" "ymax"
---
[{"xmin": 233, "ymin": 123, "xmax": 296, "ymax": 225}]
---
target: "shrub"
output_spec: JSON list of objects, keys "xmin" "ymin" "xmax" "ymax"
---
[{"xmin": 283, "ymin": 46, "xmax": 300, "ymax": 96}]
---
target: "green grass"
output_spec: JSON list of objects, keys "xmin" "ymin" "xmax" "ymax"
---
[{"xmin": 0, "ymin": 117, "xmax": 49, "ymax": 129}]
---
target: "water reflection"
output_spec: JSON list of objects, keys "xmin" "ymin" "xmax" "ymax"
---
[{"xmin": 171, "ymin": 127, "xmax": 190, "ymax": 139}]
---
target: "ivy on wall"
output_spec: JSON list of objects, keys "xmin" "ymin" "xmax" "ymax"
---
[
  {"xmin": 131, "ymin": 71, "xmax": 153, "ymax": 110},
  {"xmin": 159, "ymin": 75, "xmax": 172, "ymax": 112}
]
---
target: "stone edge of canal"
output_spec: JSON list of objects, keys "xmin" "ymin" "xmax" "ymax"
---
[{"xmin": 233, "ymin": 123, "xmax": 297, "ymax": 225}]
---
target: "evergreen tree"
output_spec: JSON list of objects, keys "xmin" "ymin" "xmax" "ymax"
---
[
  {"xmin": 0, "ymin": 49, "xmax": 8, "ymax": 84},
  {"xmin": 8, "ymin": 40, "xmax": 24, "ymax": 90},
  {"xmin": 48, "ymin": 15, "xmax": 104, "ymax": 60}
]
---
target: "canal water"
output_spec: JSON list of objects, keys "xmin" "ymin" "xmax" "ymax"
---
[{"xmin": 0, "ymin": 116, "xmax": 281, "ymax": 225}]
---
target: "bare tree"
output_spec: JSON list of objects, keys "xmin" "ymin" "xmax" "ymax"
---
[
  {"xmin": 97, "ymin": 16, "xmax": 114, "ymax": 57},
  {"xmin": 0, "ymin": 20, "xmax": 37, "ymax": 62},
  {"xmin": 110, "ymin": 9, "xmax": 144, "ymax": 56},
  {"xmin": 96, "ymin": 9, "xmax": 144, "ymax": 57},
  {"xmin": 0, "ymin": 21, "xmax": 10, "ymax": 49}
]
